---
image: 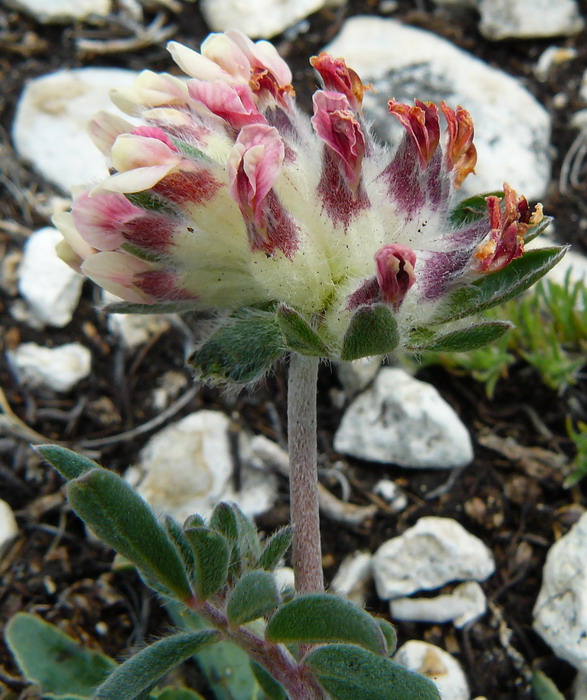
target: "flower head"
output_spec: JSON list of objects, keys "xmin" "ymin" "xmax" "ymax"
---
[{"xmin": 55, "ymin": 30, "xmax": 560, "ymax": 381}]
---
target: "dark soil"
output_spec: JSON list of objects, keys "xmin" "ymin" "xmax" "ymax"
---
[{"xmin": 1, "ymin": 1, "xmax": 586, "ymax": 698}]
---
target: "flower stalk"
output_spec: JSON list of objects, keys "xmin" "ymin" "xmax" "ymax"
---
[{"xmin": 287, "ymin": 353, "xmax": 324, "ymax": 595}]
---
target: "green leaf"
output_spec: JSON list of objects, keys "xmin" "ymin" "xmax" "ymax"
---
[
  {"xmin": 164, "ymin": 517, "xmax": 196, "ymax": 576},
  {"xmin": 209, "ymin": 502, "xmax": 239, "ymax": 542},
  {"xmin": 183, "ymin": 514, "xmax": 206, "ymax": 529},
  {"xmin": 435, "ymin": 247, "xmax": 568, "ymax": 324},
  {"xmin": 93, "ymin": 631, "xmax": 219, "ymax": 699},
  {"xmin": 165, "ymin": 602, "xmax": 263, "ymax": 700},
  {"xmin": 188, "ymin": 309, "xmax": 284, "ymax": 384},
  {"xmin": 340, "ymin": 304, "xmax": 399, "ymax": 361},
  {"xmin": 449, "ymin": 191, "xmax": 503, "ymax": 226},
  {"xmin": 67, "ymin": 469, "xmax": 192, "ymax": 601},
  {"xmin": 36, "ymin": 444, "xmax": 101, "ymax": 482},
  {"xmin": 531, "ymin": 671, "xmax": 565, "ymax": 700},
  {"xmin": 376, "ymin": 619, "xmax": 397, "ymax": 657},
  {"xmin": 184, "ymin": 527, "xmax": 230, "ymax": 600},
  {"xmin": 226, "ymin": 571, "xmax": 281, "ymax": 625},
  {"xmin": 5, "ymin": 613, "xmax": 116, "ymax": 699},
  {"xmin": 265, "ymin": 594, "xmax": 387, "ymax": 656},
  {"xmin": 250, "ymin": 662, "xmax": 286, "ymax": 700},
  {"xmin": 417, "ymin": 321, "xmax": 513, "ymax": 352},
  {"xmin": 276, "ymin": 305, "xmax": 331, "ymax": 357},
  {"xmin": 257, "ymin": 526, "xmax": 293, "ymax": 571},
  {"xmin": 304, "ymin": 644, "xmax": 440, "ymax": 700}
]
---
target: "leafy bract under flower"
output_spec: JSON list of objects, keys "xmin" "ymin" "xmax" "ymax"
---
[{"xmin": 54, "ymin": 29, "xmax": 561, "ymax": 380}]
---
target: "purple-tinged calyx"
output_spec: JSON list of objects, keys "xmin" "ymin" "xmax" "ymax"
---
[
  {"xmin": 375, "ymin": 244, "xmax": 417, "ymax": 308},
  {"xmin": 474, "ymin": 183, "xmax": 543, "ymax": 273}
]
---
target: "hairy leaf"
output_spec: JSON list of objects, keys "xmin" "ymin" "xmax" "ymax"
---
[
  {"xmin": 266, "ymin": 594, "xmax": 387, "ymax": 656},
  {"xmin": 416, "ymin": 321, "xmax": 513, "ymax": 352},
  {"xmin": 5, "ymin": 613, "xmax": 116, "ymax": 698},
  {"xmin": 184, "ymin": 527, "xmax": 229, "ymax": 600},
  {"xmin": 226, "ymin": 571, "xmax": 281, "ymax": 625},
  {"xmin": 257, "ymin": 526, "xmax": 293, "ymax": 571},
  {"xmin": 93, "ymin": 631, "xmax": 218, "ymax": 699},
  {"xmin": 36, "ymin": 444, "xmax": 101, "ymax": 482},
  {"xmin": 304, "ymin": 644, "xmax": 440, "ymax": 700},
  {"xmin": 341, "ymin": 304, "xmax": 399, "ymax": 361},
  {"xmin": 67, "ymin": 469, "xmax": 192, "ymax": 601},
  {"xmin": 276, "ymin": 304, "xmax": 331, "ymax": 357},
  {"xmin": 188, "ymin": 309, "xmax": 284, "ymax": 384}
]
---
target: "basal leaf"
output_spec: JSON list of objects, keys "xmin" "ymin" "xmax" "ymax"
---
[
  {"xmin": 341, "ymin": 304, "xmax": 399, "ymax": 361},
  {"xmin": 93, "ymin": 631, "xmax": 218, "ymax": 699},
  {"xmin": 257, "ymin": 526, "xmax": 293, "ymax": 571},
  {"xmin": 250, "ymin": 662, "xmax": 286, "ymax": 700},
  {"xmin": 226, "ymin": 571, "xmax": 281, "ymax": 626},
  {"xmin": 265, "ymin": 594, "xmax": 387, "ymax": 656},
  {"xmin": 36, "ymin": 445, "xmax": 102, "ymax": 482},
  {"xmin": 5, "ymin": 613, "xmax": 116, "ymax": 699},
  {"xmin": 304, "ymin": 644, "xmax": 440, "ymax": 700},
  {"xmin": 184, "ymin": 527, "xmax": 229, "ymax": 600},
  {"xmin": 67, "ymin": 469, "xmax": 192, "ymax": 601}
]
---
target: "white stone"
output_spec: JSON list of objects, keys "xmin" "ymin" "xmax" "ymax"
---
[
  {"xmin": 373, "ymin": 479, "xmax": 408, "ymax": 512},
  {"xmin": 334, "ymin": 367, "xmax": 473, "ymax": 469},
  {"xmin": 200, "ymin": 0, "xmax": 328, "ymax": 39},
  {"xmin": 102, "ymin": 290, "xmax": 171, "ymax": 349},
  {"xmin": 1, "ymin": 0, "xmax": 111, "ymax": 23},
  {"xmin": 394, "ymin": 641, "xmax": 470, "ymax": 700},
  {"xmin": 479, "ymin": 0, "xmax": 584, "ymax": 40},
  {"xmin": 390, "ymin": 581, "xmax": 487, "ymax": 628},
  {"xmin": 373, "ymin": 517, "xmax": 495, "ymax": 599},
  {"xmin": 534, "ymin": 513, "xmax": 587, "ymax": 674},
  {"xmin": 274, "ymin": 566, "xmax": 295, "ymax": 592},
  {"xmin": 18, "ymin": 227, "xmax": 84, "ymax": 327},
  {"xmin": 13, "ymin": 68, "xmax": 137, "ymax": 194},
  {"xmin": 0, "ymin": 499, "xmax": 18, "ymax": 555},
  {"xmin": 130, "ymin": 411, "xmax": 277, "ymax": 524},
  {"xmin": 336, "ymin": 357, "xmax": 381, "ymax": 397},
  {"xmin": 323, "ymin": 17, "xmax": 551, "ymax": 200},
  {"xmin": 8, "ymin": 342, "xmax": 92, "ymax": 392},
  {"xmin": 534, "ymin": 46, "xmax": 578, "ymax": 82},
  {"xmin": 330, "ymin": 551, "xmax": 373, "ymax": 606}
]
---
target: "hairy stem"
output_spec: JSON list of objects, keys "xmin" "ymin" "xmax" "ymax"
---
[
  {"xmin": 187, "ymin": 597, "xmax": 323, "ymax": 699},
  {"xmin": 287, "ymin": 354, "xmax": 324, "ymax": 594}
]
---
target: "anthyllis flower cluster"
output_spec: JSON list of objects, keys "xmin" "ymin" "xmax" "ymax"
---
[{"xmin": 55, "ymin": 30, "xmax": 562, "ymax": 381}]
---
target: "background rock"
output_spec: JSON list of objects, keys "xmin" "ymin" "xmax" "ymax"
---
[
  {"xmin": 8, "ymin": 342, "xmax": 92, "ymax": 392},
  {"xmin": 323, "ymin": 16, "xmax": 551, "ymax": 200},
  {"xmin": 479, "ymin": 0, "xmax": 584, "ymax": 40},
  {"xmin": 12, "ymin": 68, "xmax": 137, "ymax": 194},
  {"xmin": 18, "ymin": 227, "xmax": 84, "ymax": 327},
  {"xmin": 334, "ymin": 367, "xmax": 473, "ymax": 469},
  {"xmin": 373, "ymin": 516, "xmax": 495, "ymax": 599}
]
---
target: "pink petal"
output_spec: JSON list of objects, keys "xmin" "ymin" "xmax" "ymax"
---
[
  {"xmin": 188, "ymin": 80, "xmax": 264, "ymax": 129},
  {"xmin": 227, "ymin": 124, "xmax": 284, "ymax": 226},
  {"xmin": 225, "ymin": 30, "xmax": 292, "ymax": 86},
  {"xmin": 72, "ymin": 192, "xmax": 142, "ymax": 250},
  {"xmin": 312, "ymin": 90, "xmax": 365, "ymax": 187},
  {"xmin": 388, "ymin": 100, "xmax": 440, "ymax": 169},
  {"xmin": 375, "ymin": 244, "xmax": 417, "ymax": 308},
  {"xmin": 81, "ymin": 252, "xmax": 156, "ymax": 304},
  {"xmin": 98, "ymin": 164, "xmax": 178, "ymax": 194},
  {"xmin": 200, "ymin": 32, "xmax": 251, "ymax": 81},
  {"xmin": 88, "ymin": 111, "xmax": 134, "ymax": 156},
  {"xmin": 440, "ymin": 102, "xmax": 477, "ymax": 188}
]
